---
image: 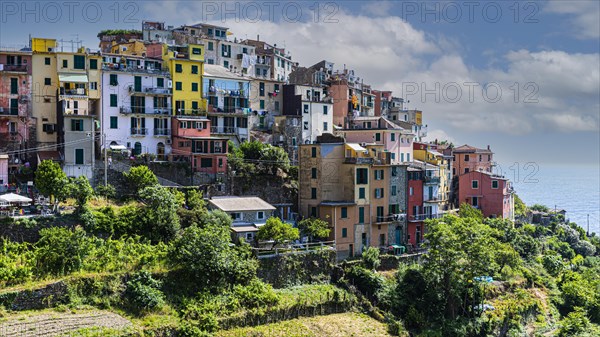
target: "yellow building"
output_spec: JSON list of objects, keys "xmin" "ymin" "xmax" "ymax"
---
[
  {"xmin": 163, "ymin": 44, "xmax": 206, "ymax": 115},
  {"xmin": 31, "ymin": 38, "xmax": 59, "ymax": 147},
  {"xmin": 110, "ymin": 40, "xmax": 146, "ymax": 56},
  {"xmin": 413, "ymin": 143, "xmax": 452, "ymax": 211}
]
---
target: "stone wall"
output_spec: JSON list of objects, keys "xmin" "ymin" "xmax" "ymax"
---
[
  {"xmin": 0, "ymin": 281, "xmax": 69, "ymax": 311},
  {"xmin": 257, "ymin": 250, "xmax": 336, "ymax": 288}
]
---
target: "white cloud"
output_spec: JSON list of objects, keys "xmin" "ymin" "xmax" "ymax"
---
[
  {"xmin": 361, "ymin": 1, "xmax": 394, "ymax": 17},
  {"xmin": 425, "ymin": 129, "xmax": 457, "ymax": 145},
  {"xmin": 545, "ymin": 0, "xmax": 600, "ymax": 39}
]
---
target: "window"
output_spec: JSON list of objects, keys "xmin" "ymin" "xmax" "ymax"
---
[
  {"xmin": 342, "ymin": 228, "xmax": 347, "ymax": 238},
  {"xmin": 89, "ymin": 59, "xmax": 98, "ymax": 69},
  {"xmin": 62, "ymin": 59, "xmax": 68, "ymax": 68},
  {"xmin": 201, "ymin": 158, "xmax": 213, "ymax": 167},
  {"xmin": 311, "ymin": 188, "xmax": 317, "ymax": 199},
  {"xmin": 472, "ymin": 197, "xmax": 479, "ymax": 207},
  {"xmin": 44, "ymin": 78, "xmax": 51, "ymax": 85},
  {"xmin": 323, "ymin": 122, "xmax": 328, "ymax": 131},
  {"xmin": 359, "ymin": 188, "xmax": 365, "ymax": 199},
  {"xmin": 45, "ymin": 57, "xmax": 51, "ymax": 65},
  {"xmin": 310, "ymin": 207, "xmax": 317, "ymax": 217},
  {"xmin": 472, "ymin": 180, "xmax": 479, "ymax": 189},
  {"xmin": 323, "ymin": 106, "xmax": 328, "ymax": 114},
  {"xmin": 292, "ymin": 137, "xmax": 297, "ymax": 146},
  {"xmin": 207, "ymin": 42, "xmax": 213, "ymax": 50},
  {"xmin": 359, "ymin": 207, "xmax": 365, "ymax": 223},
  {"xmin": 259, "ymin": 82, "xmax": 265, "ymax": 96},
  {"xmin": 71, "ymin": 119, "xmax": 84, "ymax": 131},
  {"xmin": 224, "ymin": 60, "xmax": 229, "ymax": 68},
  {"xmin": 109, "ymin": 74, "xmax": 118, "ymax": 86},
  {"xmin": 74, "ymin": 55, "xmax": 85, "ymax": 69},
  {"xmin": 409, "ymin": 187, "xmax": 414, "ymax": 196},
  {"xmin": 260, "ymin": 100, "xmax": 265, "ymax": 109},
  {"xmin": 464, "ymin": 168, "xmax": 470, "ymax": 173},
  {"xmin": 407, "ymin": 153, "xmax": 410, "ymax": 161},
  {"xmin": 110, "ymin": 116, "xmax": 118, "ymax": 129},
  {"xmin": 110, "ymin": 94, "xmax": 117, "ymax": 107},
  {"xmin": 274, "ymin": 101, "xmax": 280, "ymax": 111},
  {"xmin": 391, "ymin": 133, "xmax": 395, "ymax": 141},
  {"xmin": 375, "ymin": 169, "xmax": 384, "ymax": 180},
  {"xmin": 391, "ymin": 167, "xmax": 398, "ymax": 176},
  {"xmin": 192, "ymin": 48, "xmax": 201, "ymax": 55},
  {"xmin": 191, "ymin": 65, "xmax": 198, "ymax": 74},
  {"xmin": 375, "ymin": 188, "xmax": 384, "ymax": 199},
  {"xmin": 192, "ymin": 101, "xmax": 199, "ymax": 113},
  {"xmin": 311, "ymin": 147, "xmax": 317, "ymax": 157},
  {"xmin": 375, "ymin": 133, "xmax": 381, "ymax": 142},
  {"xmin": 207, "ymin": 59, "xmax": 214, "ymax": 64},
  {"xmin": 257, "ymin": 211, "xmax": 265, "ymax": 220},
  {"xmin": 311, "ymin": 168, "xmax": 317, "ymax": 179},
  {"xmin": 175, "ymin": 82, "xmax": 182, "ymax": 91},
  {"xmin": 231, "ymin": 212, "xmax": 242, "ymax": 221},
  {"xmin": 175, "ymin": 64, "xmax": 182, "ymax": 73},
  {"xmin": 464, "ymin": 155, "xmax": 470, "ymax": 162},
  {"xmin": 356, "ymin": 168, "xmax": 368, "ymax": 184},
  {"xmin": 191, "ymin": 83, "xmax": 198, "ymax": 91},
  {"xmin": 75, "ymin": 149, "xmax": 84, "ymax": 164},
  {"xmin": 303, "ymin": 104, "xmax": 309, "ymax": 113},
  {"xmin": 274, "ymin": 84, "xmax": 280, "ymax": 91},
  {"xmin": 341, "ymin": 207, "xmax": 348, "ymax": 218},
  {"xmin": 391, "ymin": 186, "xmax": 397, "ymax": 196},
  {"xmin": 492, "ymin": 180, "xmax": 499, "ymax": 189},
  {"xmin": 157, "ymin": 78, "xmax": 164, "ymax": 87},
  {"xmin": 10, "ymin": 78, "xmax": 18, "ymax": 94}
]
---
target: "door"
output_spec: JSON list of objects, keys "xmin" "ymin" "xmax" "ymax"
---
[
  {"xmin": 157, "ymin": 142, "xmax": 165, "ymax": 160},
  {"xmin": 134, "ymin": 76, "xmax": 142, "ymax": 92},
  {"xmin": 395, "ymin": 226, "xmax": 402, "ymax": 245},
  {"xmin": 134, "ymin": 142, "xmax": 142, "ymax": 155}
]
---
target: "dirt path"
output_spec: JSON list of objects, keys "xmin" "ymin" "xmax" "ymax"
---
[{"xmin": 0, "ymin": 310, "xmax": 132, "ymax": 337}]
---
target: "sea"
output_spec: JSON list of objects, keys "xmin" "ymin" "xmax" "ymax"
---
[{"xmin": 497, "ymin": 163, "xmax": 600, "ymax": 234}]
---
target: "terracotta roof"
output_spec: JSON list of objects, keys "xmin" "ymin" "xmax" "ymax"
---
[
  {"xmin": 453, "ymin": 144, "xmax": 493, "ymax": 154},
  {"xmin": 37, "ymin": 151, "xmax": 62, "ymax": 161},
  {"xmin": 209, "ymin": 196, "xmax": 275, "ymax": 212}
]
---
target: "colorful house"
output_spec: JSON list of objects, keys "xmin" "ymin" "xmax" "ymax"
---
[
  {"xmin": 163, "ymin": 43, "xmax": 206, "ymax": 116},
  {"xmin": 208, "ymin": 196, "xmax": 276, "ymax": 243},
  {"xmin": 458, "ymin": 170, "xmax": 514, "ymax": 220}
]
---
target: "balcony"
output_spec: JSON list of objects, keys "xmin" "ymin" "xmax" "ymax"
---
[
  {"xmin": 130, "ymin": 128, "xmax": 148, "ymax": 136},
  {"xmin": 409, "ymin": 213, "xmax": 443, "ymax": 222},
  {"xmin": 59, "ymin": 88, "xmax": 87, "ymax": 99},
  {"xmin": 0, "ymin": 107, "xmax": 19, "ymax": 116},
  {"xmin": 0, "ymin": 64, "xmax": 28, "ymax": 72},
  {"xmin": 373, "ymin": 214, "xmax": 405, "ymax": 223},
  {"xmin": 344, "ymin": 157, "xmax": 374, "ymax": 164},
  {"xmin": 153, "ymin": 128, "xmax": 171, "ymax": 136},
  {"xmin": 210, "ymin": 126, "xmax": 237, "ymax": 134},
  {"xmin": 424, "ymin": 196, "xmax": 442, "ymax": 203},
  {"xmin": 128, "ymin": 85, "xmax": 172, "ymax": 95},
  {"xmin": 424, "ymin": 176, "xmax": 440, "ymax": 184},
  {"xmin": 102, "ymin": 64, "xmax": 169, "ymax": 76}
]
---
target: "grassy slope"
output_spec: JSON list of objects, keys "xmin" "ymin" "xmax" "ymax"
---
[{"xmin": 216, "ymin": 312, "xmax": 393, "ymax": 337}]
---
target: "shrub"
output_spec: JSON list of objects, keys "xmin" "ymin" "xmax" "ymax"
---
[
  {"xmin": 94, "ymin": 184, "xmax": 116, "ymax": 199},
  {"xmin": 232, "ymin": 278, "xmax": 280, "ymax": 309},
  {"xmin": 345, "ymin": 265, "xmax": 384, "ymax": 299},
  {"xmin": 362, "ymin": 246, "xmax": 381, "ymax": 270},
  {"xmin": 125, "ymin": 270, "xmax": 165, "ymax": 311}
]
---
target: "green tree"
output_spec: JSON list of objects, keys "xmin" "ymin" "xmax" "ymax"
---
[
  {"xmin": 123, "ymin": 165, "xmax": 158, "ymax": 196},
  {"xmin": 513, "ymin": 193, "xmax": 527, "ymax": 217},
  {"xmin": 70, "ymin": 176, "xmax": 94, "ymax": 212},
  {"xmin": 257, "ymin": 217, "xmax": 299, "ymax": 246},
  {"xmin": 259, "ymin": 144, "xmax": 290, "ymax": 174},
  {"xmin": 169, "ymin": 224, "xmax": 258, "ymax": 290},
  {"xmin": 95, "ymin": 184, "xmax": 116, "ymax": 199},
  {"xmin": 35, "ymin": 227, "xmax": 93, "ymax": 276},
  {"xmin": 530, "ymin": 204, "xmax": 549, "ymax": 212},
  {"xmin": 186, "ymin": 189, "xmax": 206, "ymax": 210},
  {"xmin": 139, "ymin": 186, "xmax": 180, "ymax": 243},
  {"xmin": 362, "ymin": 246, "xmax": 381, "ymax": 270},
  {"xmin": 34, "ymin": 160, "xmax": 71, "ymax": 211},
  {"xmin": 298, "ymin": 217, "xmax": 330, "ymax": 241},
  {"xmin": 459, "ymin": 203, "xmax": 484, "ymax": 221}
]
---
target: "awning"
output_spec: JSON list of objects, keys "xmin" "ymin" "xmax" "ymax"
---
[
  {"xmin": 0, "ymin": 193, "xmax": 33, "ymax": 204},
  {"xmin": 230, "ymin": 226, "xmax": 259, "ymax": 233},
  {"xmin": 59, "ymin": 74, "xmax": 88, "ymax": 83},
  {"xmin": 109, "ymin": 144, "xmax": 127, "ymax": 150},
  {"xmin": 346, "ymin": 143, "xmax": 366, "ymax": 152}
]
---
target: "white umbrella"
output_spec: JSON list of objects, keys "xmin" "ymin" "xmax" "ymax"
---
[{"xmin": 0, "ymin": 193, "xmax": 33, "ymax": 204}]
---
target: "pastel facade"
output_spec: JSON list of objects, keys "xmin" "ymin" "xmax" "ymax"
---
[
  {"xmin": 163, "ymin": 44, "xmax": 207, "ymax": 116},
  {"xmin": 458, "ymin": 171, "xmax": 514, "ymax": 220},
  {"xmin": 30, "ymin": 38, "xmax": 59, "ymax": 150},
  {"xmin": 208, "ymin": 196, "xmax": 276, "ymax": 243},
  {"xmin": 282, "ymin": 84, "xmax": 333, "ymax": 144}
]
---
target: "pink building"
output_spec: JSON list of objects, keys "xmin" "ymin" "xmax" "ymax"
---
[
  {"xmin": 452, "ymin": 144, "xmax": 494, "ymax": 177},
  {"xmin": 0, "ymin": 154, "xmax": 8, "ymax": 187},
  {"xmin": 458, "ymin": 170, "xmax": 514, "ymax": 219}
]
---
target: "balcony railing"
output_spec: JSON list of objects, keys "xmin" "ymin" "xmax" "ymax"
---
[
  {"xmin": 0, "ymin": 108, "xmax": 19, "ymax": 116},
  {"xmin": 424, "ymin": 176, "xmax": 440, "ymax": 184},
  {"xmin": 129, "ymin": 85, "xmax": 172, "ymax": 95},
  {"xmin": 102, "ymin": 64, "xmax": 169, "ymax": 76},
  {"xmin": 60, "ymin": 88, "xmax": 87, "ymax": 97},
  {"xmin": 344, "ymin": 157, "xmax": 374, "ymax": 164},
  {"xmin": 424, "ymin": 196, "xmax": 441, "ymax": 203},
  {"xmin": 130, "ymin": 128, "xmax": 148, "ymax": 136},
  {"xmin": 409, "ymin": 213, "xmax": 443, "ymax": 222},
  {"xmin": 0, "ymin": 64, "xmax": 28, "ymax": 72},
  {"xmin": 210, "ymin": 126, "xmax": 237, "ymax": 134},
  {"xmin": 153, "ymin": 128, "xmax": 170, "ymax": 136},
  {"xmin": 373, "ymin": 215, "xmax": 403, "ymax": 223}
]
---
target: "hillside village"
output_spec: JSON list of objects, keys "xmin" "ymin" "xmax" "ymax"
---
[{"xmin": 1, "ymin": 21, "xmax": 599, "ymax": 337}]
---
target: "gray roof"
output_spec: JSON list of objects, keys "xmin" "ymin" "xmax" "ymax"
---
[{"xmin": 209, "ymin": 196, "xmax": 275, "ymax": 212}]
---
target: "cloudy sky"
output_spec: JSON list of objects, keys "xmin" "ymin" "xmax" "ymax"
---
[{"xmin": 1, "ymin": 0, "xmax": 599, "ymax": 167}]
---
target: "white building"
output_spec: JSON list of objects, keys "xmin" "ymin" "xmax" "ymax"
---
[
  {"xmin": 282, "ymin": 84, "xmax": 333, "ymax": 144},
  {"xmin": 101, "ymin": 54, "xmax": 172, "ymax": 159}
]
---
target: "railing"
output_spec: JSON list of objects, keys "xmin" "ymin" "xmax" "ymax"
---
[
  {"xmin": 153, "ymin": 128, "xmax": 170, "ymax": 136},
  {"xmin": 130, "ymin": 128, "xmax": 148, "ymax": 136},
  {"xmin": 344, "ymin": 157, "xmax": 374, "ymax": 164},
  {"xmin": 424, "ymin": 196, "xmax": 441, "ymax": 203},
  {"xmin": 409, "ymin": 213, "xmax": 443, "ymax": 221},
  {"xmin": 101, "ymin": 64, "xmax": 169, "ymax": 76},
  {"xmin": 129, "ymin": 85, "xmax": 172, "ymax": 95},
  {"xmin": 253, "ymin": 241, "xmax": 336, "ymax": 259},
  {"xmin": 60, "ymin": 89, "xmax": 87, "ymax": 96},
  {"xmin": 0, "ymin": 108, "xmax": 19, "ymax": 116},
  {"xmin": 120, "ymin": 106, "xmax": 164, "ymax": 114},
  {"xmin": 210, "ymin": 126, "xmax": 237, "ymax": 134},
  {"xmin": 0, "ymin": 64, "xmax": 28, "ymax": 72},
  {"xmin": 424, "ymin": 176, "xmax": 440, "ymax": 184}
]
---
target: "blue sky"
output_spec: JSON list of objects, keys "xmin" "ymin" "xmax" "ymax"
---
[{"xmin": 1, "ymin": 0, "xmax": 599, "ymax": 167}]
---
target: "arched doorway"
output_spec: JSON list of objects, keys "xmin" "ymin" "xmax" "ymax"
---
[
  {"xmin": 133, "ymin": 142, "xmax": 142, "ymax": 156},
  {"xmin": 157, "ymin": 142, "xmax": 165, "ymax": 161}
]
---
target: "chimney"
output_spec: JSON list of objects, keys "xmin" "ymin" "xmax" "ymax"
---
[
  {"xmin": 257, "ymin": 34, "xmax": 260, "ymax": 41},
  {"xmin": 487, "ymin": 145, "xmax": 490, "ymax": 150}
]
